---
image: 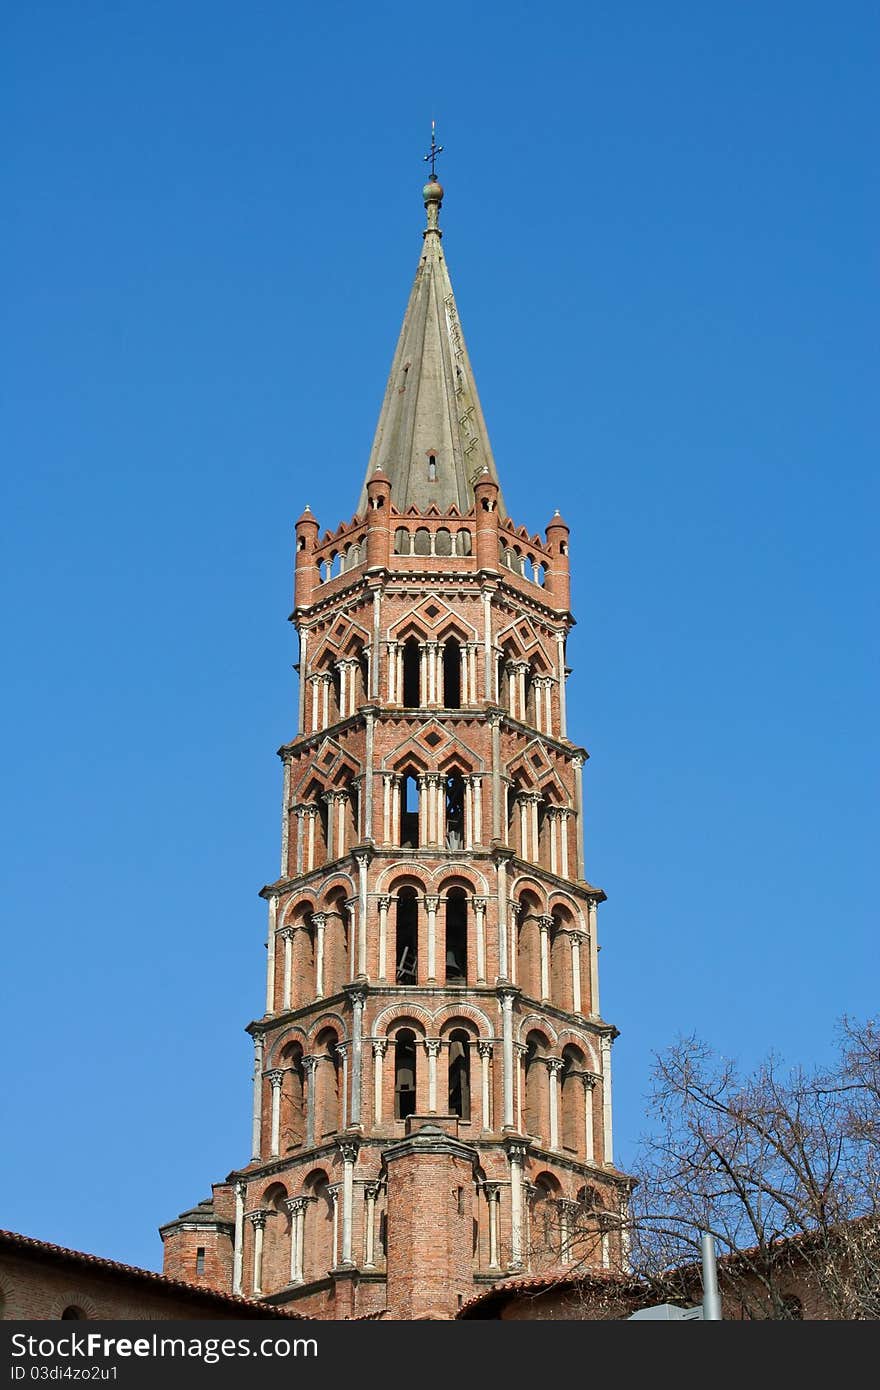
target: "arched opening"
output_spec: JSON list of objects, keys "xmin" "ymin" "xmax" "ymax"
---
[
  {"xmin": 442, "ymin": 637, "xmax": 461, "ymax": 708},
  {"xmin": 524, "ymin": 1030, "xmax": 549, "ymax": 1141},
  {"xmin": 303, "ymin": 1170, "xmax": 334, "ymax": 1281},
  {"xmin": 394, "ymin": 1028, "xmax": 417, "ymax": 1119},
  {"xmin": 413, "ymin": 527, "xmax": 431, "ymax": 556},
  {"xmin": 516, "ymin": 897, "xmax": 542, "ymax": 1001},
  {"xmin": 280, "ymin": 1042, "xmax": 306, "ymax": 1151},
  {"xmin": 531, "ymin": 1173, "xmax": 562, "ymax": 1262},
  {"xmin": 394, "ymin": 527, "xmax": 411, "ymax": 555},
  {"xmin": 447, "ymin": 1029, "xmax": 471, "ymax": 1120},
  {"xmin": 314, "ymin": 1027, "xmax": 340, "ymax": 1138},
  {"xmin": 550, "ymin": 910, "xmax": 573, "ymax": 1011},
  {"xmin": 261, "ymin": 1182, "xmax": 290, "ymax": 1292},
  {"xmin": 457, "ymin": 529, "xmax": 472, "ymax": 556},
  {"xmin": 395, "ymin": 887, "xmax": 418, "ymax": 983},
  {"xmin": 60, "ymin": 1307, "xmax": 86, "ymax": 1320},
  {"xmin": 435, "ymin": 526, "xmax": 451, "ymax": 555},
  {"xmin": 523, "ymin": 663, "xmax": 534, "ymax": 725},
  {"xmin": 402, "ymin": 638, "xmax": 421, "ymax": 708},
  {"xmin": 561, "ymin": 1045, "xmax": 585, "ymax": 1154},
  {"xmin": 400, "ymin": 770, "xmax": 420, "ymax": 848},
  {"xmin": 444, "ymin": 887, "xmax": 468, "ymax": 983},
  {"xmin": 444, "ymin": 771, "xmax": 465, "ymax": 849}
]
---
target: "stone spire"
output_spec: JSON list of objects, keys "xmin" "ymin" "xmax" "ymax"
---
[{"xmin": 358, "ymin": 175, "xmax": 507, "ymax": 519}]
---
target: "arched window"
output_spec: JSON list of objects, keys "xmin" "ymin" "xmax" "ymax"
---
[
  {"xmin": 394, "ymin": 1028, "xmax": 417, "ymax": 1119},
  {"xmin": 303, "ymin": 1170, "xmax": 334, "ymax": 1282},
  {"xmin": 394, "ymin": 527, "xmax": 411, "ymax": 555},
  {"xmin": 402, "ymin": 638, "xmax": 421, "ymax": 708},
  {"xmin": 444, "ymin": 888, "xmax": 468, "ymax": 983},
  {"xmin": 395, "ymin": 887, "xmax": 418, "ymax": 983},
  {"xmin": 413, "ymin": 528, "xmax": 431, "ymax": 555},
  {"xmin": 435, "ymin": 527, "xmax": 451, "ymax": 555},
  {"xmin": 447, "ymin": 1030, "xmax": 471, "ymax": 1120},
  {"xmin": 60, "ymin": 1307, "xmax": 86, "ymax": 1320},
  {"xmin": 442, "ymin": 637, "xmax": 461, "ymax": 708},
  {"xmin": 457, "ymin": 529, "xmax": 472, "ymax": 556},
  {"xmin": 314, "ymin": 1028, "xmax": 340, "ymax": 1138}
]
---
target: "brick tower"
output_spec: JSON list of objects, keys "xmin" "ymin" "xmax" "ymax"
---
[{"xmin": 160, "ymin": 165, "xmax": 632, "ymax": 1319}]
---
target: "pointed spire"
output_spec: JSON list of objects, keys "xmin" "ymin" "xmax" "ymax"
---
[{"xmin": 357, "ymin": 159, "xmax": 506, "ymax": 519}]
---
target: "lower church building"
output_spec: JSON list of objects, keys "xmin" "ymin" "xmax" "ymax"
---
[{"xmin": 158, "ymin": 160, "xmax": 634, "ymax": 1321}]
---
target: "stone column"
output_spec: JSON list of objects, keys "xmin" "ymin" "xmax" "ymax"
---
[
  {"xmin": 474, "ymin": 896, "xmax": 487, "ymax": 982},
  {"xmin": 281, "ymin": 761, "xmax": 291, "ymax": 875},
  {"xmin": 349, "ymin": 987, "xmax": 366, "ymax": 1127},
  {"xmin": 515, "ymin": 1043, "xmax": 526, "ymax": 1133},
  {"xmin": 556, "ymin": 632, "xmax": 567, "ymax": 736},
  {"xmin": 507, "ymin": 1143, "xmax": 528, "ymax": 1269},
  {"xmin": 547, "ymin": 1058, "xmax": 563, "ymax": 1150},
  {"xmin": 588, "ymin": 898, "xmax": 600, "ymax": 1016},
  {"xmin": 311, "ymin": 914, "xmax": 325, "ymax": 999},
  {"xmin": 560, "ymin": 808, "xmax": 571, "ymax": 877},
  {"xmin": 265, "ymin": 896, "xmax": 278, "ymax": 1015},
  {"xmin": 371, "ymin": 591, "xmax": 381, "ymax": 699},
  {"xmin": 267, "ymin": 1069, "xmax": 284, "ymax": 1157},
  {"xmin": 508, "ymin": 901, "xmax": 520, "ymax": 986},
  {"xmin": 363, "ymin": 1183, "xmax": 379, "ymax": 1268},
  {"xmin": 499, "ymin": 989, "xmax": 516, "ymax": 1130},
  {"xmin": 473, "ymin": 774, "xmax": 483, "ymax": 845},
  {"xmin": 336, "ymin": 1045, "xmax": 349, "ymax": 1130},
  {"xmin": 304, "ymin": 805, "xmax": 318, "ymax": 872},
  {"xmin": 417, "ymin": 774, "xmax": 429, "ymax": 848},
  {"xmin": 581, "ymin": 1074, "xmax": 596, "ymax": 1163},
  {"xmin": 285, "ymin": 1195, "xmax": 307, "ymax": 1284},
  {"xmin": 275, "ymin": 926, "xmax": 291, "ymax": 1012},
  {"xmin": 569, "ymin": 931, "xmax": 585, "ymax": 1015},
  {"xmin": 329, "ymin": 1187, "xmax": 340, "ymax": 1268},
  {"xmin": 558, "ymin": 1198, "xmax": 579, "ymax": 1264},
  {"xmin": 356, "ymin": 854, "xmax": 369, "ymax": 975},
  {"xmin": 539, "ymin": 916, "xmax": 552, "ymax": 1000},
  {"xmin": 364, "ymin": 711, "xmax": 374, "ymax": 839},
  {"xmin": 339, "ymin": 1141, "xmax": 358, "ymax": 1267},
  {"xmin": 345, "ymin": 897, "xmax": 358, "ymax": 982},
  {"xmin": 372, "ymin": 1039, "xmax": 387, "ymax": 1123},
  {"xmin": 419, "ymin": 642, "xmax": 428, "ymax": 706},
  {"xmin": 547, "ymin": 808, "xmax": 559, "ymax": 874},
  {"xmin": 463, "ymin": 776, "xmax": 474, "ymax": 849},
  {"xmin": 304, "ymin": 1055, "xmax": 319, "ymax": 1147},
  {"xmin": 573, "ymin": 754, "xmax": 586, "ymax": 878},
  {"xmin": 600, "ymin": 1035, "xmax": 613, "ymax": 1165},
  {"xmin": 485, "ymin": 1183, "xmax": 501, "ymax": 1269},
  {"xmin": 490, "ymin": 711, "xmax": 502, "ymax": 841},
  {"xmin": 425, "ymin": 894, "xmax": 439, "ymax": 982},
  {"xmin": 382, "ymin": 773, "xmax": 393, "ymax": 844},
  {"xmin": 249, "ymin": 1210, "xmax": 267, "ymax": 1295},
  {"xmin": 297, "ymin": 629, "xmax": 309, "ymax": 734},
  {"xmin": 425, "ymin": 1039, "xmax": 441, "ymax": 1113},
  {"xmin": 477, "ymin": 1040, "xmax": 493, "ymax": 1131},
  {"xmin": 386, "ymin": 640, "xmax": 397, "ymax": 703},
  {"xmin": 391, "ymin": 774, "xmax": 401, "ymax": 845},
  {"xmin": 482, "ymin": 592, "xmax": 493, "ymax": 699},
  {"xmin": 251, "ymin": 1034, "xmax": 264, "ymax": 1160},
  {"xmin": 233, "ymin": 1179, "xmax": 246, "ymax": 1295},
  {"xmin": 377, "ymin": 896, "xmax": 390, "ymax": 979}
]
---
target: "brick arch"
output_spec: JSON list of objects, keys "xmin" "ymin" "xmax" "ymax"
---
[
  {"xmin": 424, "ymin": 862, "xmax": 490, "ymax": 894},
  {"xmin": 305, "ymin": 1011, "xmax": 348, "ymax": 1046},
  {"xmin": 546, "ymin": 889, "xmax": 585, "ymax": 922},
  {"xmin": 327, "ymin": 758, "xmax": 360, "ymax": 790},
  {"xmin": 320, "ymin": 871, "xmax": 356, "ymax": 903},
  {"xmin": 259, "ymin": 1178, "xmax": 290, "ymax": 1206},
  {"xmin": 435, "ymin": 870, "xmax": 483, "ymax": 898},
  {"xmin": 434, "ymin": 616, "xmax": 473, "ymax": 643},
  {"xmin": 372, "ymin": 1002, "xmax": 433, "ymax": 1037},
  {"xmin": 393, "ymin": 618, "xmax": 431, "ymax": 643},
  {"xmin": 266, "ymin": 1025, "xmax": 310, "ymax": 1067},
  {"xmin": 279, "ymin": 894, "xmax": 318, "ymax": 927},
  {"xmin": 509, "ymin": 875, "xmax": 548, "ymax": 910},
  {"xmin": 55, "ymin": 1290, "xmax": 100, "ymax": 1320},
  {"xmin": 556, "ymin": 1029, "xmax": 599, "ymax": 1071},
  {"xmin": 376, "ymin": 866, "xmax": 431, "ymax": 895},
  {"xmin": 432, "ymin": 1001, "xmax": 494, "ymax": 1036},
  {"xmin": 438, "ymin": 749, "xmax": 478, "ymax": 776},
  {"xmin": 517, "ymin": 1013, "xmax": 559, "ymax": 1046}
]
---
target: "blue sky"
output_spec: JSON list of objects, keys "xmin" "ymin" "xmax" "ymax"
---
[{"xmin": 2, "ymin": 2, "xmax": 876, "ymax": 1271}]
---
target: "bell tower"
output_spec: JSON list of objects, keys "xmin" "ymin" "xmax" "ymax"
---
[{"xmin": 160, "ymin": 165, "xmax": 632, "ymax": 1319}]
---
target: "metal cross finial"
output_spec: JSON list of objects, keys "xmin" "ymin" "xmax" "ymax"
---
[{"xmin": 423, "ymin": 121, "xmax": 443, "ymax": 178}]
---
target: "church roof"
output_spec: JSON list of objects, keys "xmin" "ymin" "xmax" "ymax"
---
[{"xmin": 357, "ymin": 175, "xmax": 507, "ymax": 519}]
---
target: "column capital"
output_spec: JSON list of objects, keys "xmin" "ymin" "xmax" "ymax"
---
[
  {"xmin": 472, "ymin": 896, "xmax": 488, "ymax": 913},
  {"xmin": 483, "ymin": 1182, "xmax": 501, "ymax": 1201},
  {"xmin": 372, "ymin": 1038, "xmax": 388, "ymax": 1058},
  {"xmin": 580, "ymin": 1072, "xmax": 598, "ymax": 1091},
  {"xmin": 423, "ymin": 1039, "xmax": 442, "ymax": 1058},
  {"xmin": 265, "ymin": 1068, "xmax": 285, "ymax": 1089},
  {"xmin": 311, "ymin": 911, "xmax": 327, "ymax": 929},
  {"xmin": 247, "ymin": 1209, "xmax": 268, "ymax": 1231},
  {"xmin": 363, "ymin": 1182, "xmax": 381, "ymax": 1202},
  {"xmin": 424, "ymin": 894, "xmax": 440, "ymax": 912},
  {"xmin": 538, "ymin": 914, "xmax": 555, "ymax": 932},
  {"xmin": 545, "ymin": 1057, "xmax": 564, "ymax": 1076},
  {"xmin": 505, "ymin": 1139, "xmax": 531, "ymax": 1165},
  {"xmin": 345, "ymin": 985, "xmax": 368, "ymax": 1009},
  {"xmin": 278, "ymin": 925, "xmax": 295, "ymax": 942},
  {"xmin": 284, "ymin": 1196, "xmax": 309, "ymax": 1216},
  {"xmin": 570, "ymin": 930, "xmax": 588, "ymax": 947},
  {"xmin": 335, "ymin": 1043, "xmax": 349, "ymax": 1061},
  {"xmin": 337, "ymin": 1139, "xmax": 360, "ymax": 1165},
  {"xmin": 477, "ymin": 1040, "xmax": 494, "ymax": 1059},
  {"xmin": 303, "ymin": 1054, "xmax": 320, "ymax": 1075},
  {"xmin": 377, "ymin": 894, "xmax": 392, "ymax": 911},
  {"xmin": 497, "ymin": 986, "xmax": 518, "ymax": 1008}
]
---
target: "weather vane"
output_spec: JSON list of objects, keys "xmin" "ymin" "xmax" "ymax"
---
[{"xmin": 423, "ymin": 120, "xmax": 443, "ymax": 179}]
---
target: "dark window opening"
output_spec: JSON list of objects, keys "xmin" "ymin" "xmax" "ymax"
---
[
  {"xmin": 448, "ymin": 1030, "xmax": 471, "ymax": 1119},
  {"xmin": 444, "ymin": 887, "xmax": 468, "ymax": 982},
  {"xmin": 196, "ymin": 1247, "xmax": 205, "ymax": 1275},
  {"xmin": 402, "ymin": 638, "xmax": 421, "ymax": 708},
  {"xmin": 395, "ymin": 888, "xmax": 418, "ymax": 982},
  {"xmin": 445, "ymin": 772, "xmax": 465, "ymax": 849},
  {"xmin": 443, "ymin": 638, "xmax": 461, "ymax": 708},
  {"xmin": 394, "ymin": 1028, "xmax": 417, "ymax": 1119},
  {"xmin": 428, "ymin": 453, "xmax": 437, "ymax": 481}
]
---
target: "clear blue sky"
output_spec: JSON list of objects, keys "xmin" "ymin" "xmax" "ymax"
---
[{"xmin": 2, "ymin": 2, "xmax": 876, "ymax": 1272}]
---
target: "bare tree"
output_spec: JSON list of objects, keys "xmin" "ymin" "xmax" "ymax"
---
[{"xmin": 625, "ymin": 1016, "xmax": 880, "ymax": 1319}]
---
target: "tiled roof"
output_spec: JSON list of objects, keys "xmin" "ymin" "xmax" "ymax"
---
[{"xmin": 0, "ymin": 1229, "xmax": 302, "ymax": 1318}]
